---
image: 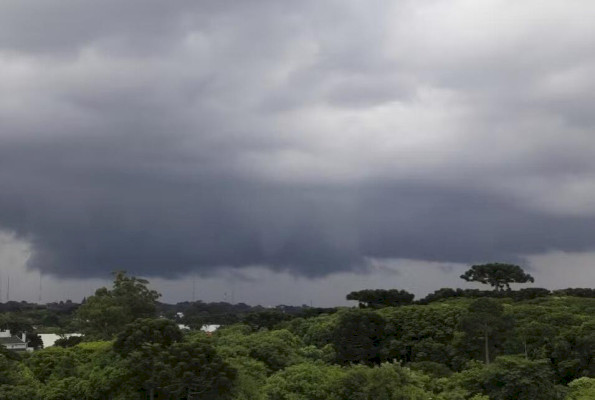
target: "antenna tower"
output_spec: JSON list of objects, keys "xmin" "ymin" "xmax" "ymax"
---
[
  {"xmin": 192, "ymin": 275, "xmax": 196, "ymax": 302},
  {"xmin": 38, "ymin": 272, "xmax": 42, "ymax": 303}
]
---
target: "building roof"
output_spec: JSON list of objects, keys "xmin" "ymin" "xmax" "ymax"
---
[
  {"xmin": 201, "ymin": 324, "xmax": 221, "ymax": 333},
  {"xmin": 0, "ymin": 336, "xmax": 25, "ymax": 345}
]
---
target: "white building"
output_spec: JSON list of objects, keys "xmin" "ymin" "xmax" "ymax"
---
[
  {"xmin": 38, "ymin": 333, "xmax": 82, "ymax": 348},
  {"xmin": 0, "ymin": 330, "xmax": 31, "ymax": 351},
  {"xmin": 201, "ymin": 324, "xmax": 220, "ymax": 334}
]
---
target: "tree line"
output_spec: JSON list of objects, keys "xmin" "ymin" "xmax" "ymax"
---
[{"xmin": 0, "ymin": 265, "xmax": 594, "ymax": 399}]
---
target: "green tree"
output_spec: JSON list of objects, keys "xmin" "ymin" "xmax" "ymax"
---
[
  {"xmin": 299, "ymin": 313, "xmax": 340, "ymax": 348},
  {"xmin": 25, "ymin": 346, "xmax": 79, "ymax": 384},
  {"xmin": 243, "ymin": 310, "xmax": 292, "ymax": 331},
  {"xmin": 547, "ymin": 321, "xmax": 595, "ymax": 383},
  {"xmin": 346, "ymin": 289, "xmax": 415, "ymax": 308},
  {"xmin": 211, "ymin": 326, "xmax": 303, "ymax": 373},
  {"xmin": 566, "ymin": 377, "xmax": 595, "ymax": 400},
  {"xmin": 75, "ymin": 344, "xmax": 133, "ymax": 400},
  {"xmin": 123, "ymin": 340, "xmax": 236, "ymax": 400},
  {"xmin": 113, "ymin": 318, "xmax": 183, "ymax": 357},
  {"xmin": 36, "ymin": 376, "xmax": 83, "ymax": 400},
  {"xmin": 0, "ymin": 353, "xmax": 40, "ymax": 400},
  {"xmin": 513, "ymin": 321, "xmax": 558, "ymax": 359},
  {"xmin": 111, "ymin": 271, "xmax": 161, "ymax": 317},
  {"xmin": 332, "ymin": 309, "xmax": 386, "ymax": 365},
  {"xmin": 226, "ymin": 357, "xmax": 268, "ymax": 400},
  {"xmin": 75, "ymin": 271, "xmax": 161, "ymax": 339},
  {"xmin": 460, "ymin": 263, "xmax": 534, "ymax": 291},
  {"xmin": 246, "ymin": 330, "xmax": 303, "ymax": 372},
  {"xmin": 458, "ymin": 298, "xmax": 512, "ymax": 364},
  {"xmin": 264, "ymin": 362, "xmax": 343, "ymax": 400},
  {"xmin": 379, "ymin": 304, "xmax": 465, "ymax": 367},
  {"xmin": 457, "ymin": 356, "xmax": 566, "ymax": 400},
  {"xmin": 124, "ymin": 343, "xmax": 166, "ymax": 400},
  {"xmin": 338, "ymin": 363, "xmax": 433, "ymax": 400},
  {"xmin": 114, "ymin": 324, "xmax": 236, "ymax": 400},
  {"xmin": 159, "ymin": 341, "xmax": 237, "ymax": 400},
  {"xmin": 53, "ymin": 336, "xmax": 83, "ymax": 348},
  {"xmin": 0, "ymin": 313, "xmax": 33, "ymax": 335}
]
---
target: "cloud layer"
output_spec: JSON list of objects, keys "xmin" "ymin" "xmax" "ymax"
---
[{"xmin": 2, "ymin": 1, "xmax": 595, "ymax": 278}]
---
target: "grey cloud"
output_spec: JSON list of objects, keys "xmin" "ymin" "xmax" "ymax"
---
[
  {"xmin": 2, "ymin": 133, "xmax": 595, "ymax": 279},
  {"xmin": 2, "ymin": 1, "xmax": 595, "ymax": 279}
]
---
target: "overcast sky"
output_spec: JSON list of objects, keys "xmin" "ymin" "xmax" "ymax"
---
[{"xmin": 1, "ymin": 1, "xmax": 595, "ymax": 306}]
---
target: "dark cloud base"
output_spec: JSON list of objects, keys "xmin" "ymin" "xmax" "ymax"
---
[
  {"xmin": 1, "ymin": 134, "xmax": 594, "ymax": 279},
  {"xmin": 2, "ymin": 1, "xmax": 595, "ymax": 279}
]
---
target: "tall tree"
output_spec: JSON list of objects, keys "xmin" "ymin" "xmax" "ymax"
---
[
  {"xmin": 460, "ymin": 263, "xmax": 534, "ymax": 291},
  {"xmin": 161, "ymin": 341, "xmax": 237, "ymax": 400},
  {"xmin": 332, "ymin": 309, "xmax": 386, "ymax": 365},
  {"xmin": 75, "ymin": 271, "xmax": 161, "ymax": 339},
  {"xmin": 124, "ymin": 341, "xmax": 236, "ymax": 400},
  {"xmin": 458, "ymin": 298, "xmax": 512, "ymax": 364}
]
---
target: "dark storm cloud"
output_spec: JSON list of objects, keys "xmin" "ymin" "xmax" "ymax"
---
[{"xmin": 2, "ymin": 1, "xmax": 595, "ymax": 278}]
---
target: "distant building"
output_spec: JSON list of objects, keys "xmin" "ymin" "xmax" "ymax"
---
[
  {"xmin": 38, "ymin": 333, "xmax": 83, "ymax": 348},
  {"xmin": 201, "ymin": 324, "xmax": 220, "ymax": 334},
  {"xmin": 0, "ymin": 330, "xmax": 31, "ymax": 352}
]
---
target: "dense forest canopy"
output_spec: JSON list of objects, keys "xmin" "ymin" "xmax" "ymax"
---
[{"xmin": 0, "ymin": 268, "xmax": 594, "ymax": 399}]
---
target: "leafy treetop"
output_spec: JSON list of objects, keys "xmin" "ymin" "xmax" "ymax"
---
[
  {"xmin": 346, "ymin": 289, "xmax": 414, "ymax": 308},
  {"xmin": 75, "ymin": 271, "xmax": 161, "ymax": 339},
  {"xmin": 460, "ymin": 263, "xmax": 534, "ymax": 291}
]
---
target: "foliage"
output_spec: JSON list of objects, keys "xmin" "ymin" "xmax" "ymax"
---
[
  {"xmin": 346, "ymin": 289, "xmax": 415, "ymax": 308},
  {"xmin": 380, "ymin": 304, "xmax": 465, "ymax": 367},
  {"xmin": 408, "ymin": 361, "xmax": 453, "ymax": 378},
  {"xmin": 243, "ymin": 310, "xmax": 293, "ymax": 331},
  {"xmin": 0, "ymin": 313, "xmax": 34, "ymax": 335},
  {"xmin": 113, "ymin": 318, "xmax": 183, "ymax": 356},
  {"xmin": 298, "ymin": 313, "xmax": 340, "ymax": 348},
  {"xmin": 114, "ymin": 321, "xmax": 237, "ymax": 399},
  {"xmin": 419, "ymin": 287, "xmax": 551, "ymax": 304},
  {"xmin": 338, "ymin": 363, "xmax": 433, "ymax": 400},
  {"xmin": 245, "ymin": 329, "xmax": 303, "ymax": 372},
  {"xmin": 227, "ymin": 357, "xmax": 268, "ymax": 400},
  {"xmin": 264, "ymin": 362, "xmax": 344, "ymax": 400},
  {"xmin": 264, "ymin": 361, "xmax": 436, "ymax": 400},
  {"xmin": 213, "ymin": 326, "xmax": 303, "ymax": 373},
  {"xmin": 457, "ymin": 298, "xmax": 512, "ymax": 364},
  {"xmin": 457, "ymin": 356, "xmax": 567, "ymax": 400},
  {"xmin": 158, "ymin": 341, "xmax": 237, "ymax": 399},
  {"xmin": 53, "ymin": 335, "xmax": 83, "ymax": 348},
  {"xmin": 332, "ymin": 309, "xmax": 386, "ymax": 365},
  {"xmin": 565, "ymin": 377, "xmax": 595, "ymax": 399},
  {"xmin": 2, "ymin": 275, "xmax": 595, "ymax": 398},
  {"xmin": 0, "ymin": 353, "xmax": 39, "ymax": 399},
  {"xmin": 75, "ymin": 271, "xmax": 161, "ymax": 339},
  {"xmin": 460, "ymin": 263, "xmax": 535, "ymax": 291}
]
